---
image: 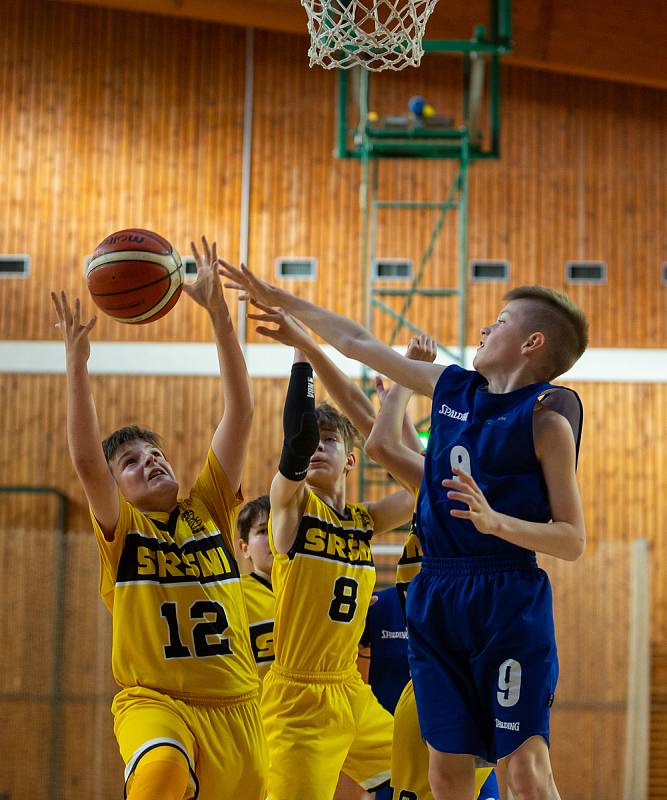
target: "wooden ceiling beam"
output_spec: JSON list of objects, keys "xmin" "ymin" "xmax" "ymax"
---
[{"xmin": 52, "ymin": 0, "xmax": 667, "ymax": 90}]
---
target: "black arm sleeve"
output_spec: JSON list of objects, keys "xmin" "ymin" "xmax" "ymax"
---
[{"xmin": 278, "ymin": 362, "xmax": 320, "ymax": 482}]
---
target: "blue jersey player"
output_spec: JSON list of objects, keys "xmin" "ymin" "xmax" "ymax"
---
[{"xmin": 218, "ymin": 264, "xmax": 588, "ymax": 800}]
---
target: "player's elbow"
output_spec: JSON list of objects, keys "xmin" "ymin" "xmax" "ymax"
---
[
  {"xmin": 364, "ymin": 435, "xmax": 388, "ymax": 467},
  {"xmin": 564, "ymin": 526, "xmax": 586, "ymax": 561},
  {"xmin": 72, "ymin": 454, "xmax": 107, "ymax": 483},
  {"xmin": 339, "ymin": 326, "xmax": 371, "ymax": 360}
]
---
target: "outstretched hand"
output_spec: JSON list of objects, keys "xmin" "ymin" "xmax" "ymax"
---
[
  {"xmin": 182, "ymin": 236, "xmax": 228, "ymax": 313},
  {"xmin": 406, "ymin": 334, "xmax": 437, "ymax": 363},
  {"xmin": 372, "ymin": 335, "xmax": 436, "ymax": 402},
  {"xmin": 246, "ymin": 300, "xmax": 312, "ymax": 349},
  {"xmin": 218, "ymin": 261, "xmax": 280, "ymax": 307},
  {"xmin": 50, "ymin": 290, "xmax": 97, "ymax": 365},
  {"xmin": 442, "ymin": 468, "xmax": 500, "ymax": 535}
]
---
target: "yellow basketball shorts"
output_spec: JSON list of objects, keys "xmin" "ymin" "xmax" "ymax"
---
[
  {"xmin": 391, "ymin": 680, "xmax": 492, "ymax": 800},
  {"xmin": 112, "ymin": 686, "xmax": 268, "ymax": 800},
  {"xmin": 261, "ymin": 664, "xmax": 393, "ymax": 800}
]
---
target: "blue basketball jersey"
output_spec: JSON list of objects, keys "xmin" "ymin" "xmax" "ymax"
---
[
  {"xmin": 416, "ymin": 365, "xmax": 583, "ymax": 558},
  {"xmin": 360, "ymin": 586, "xmax": 410, "ymax": 715}
]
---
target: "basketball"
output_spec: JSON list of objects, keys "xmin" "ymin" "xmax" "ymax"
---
[{"xmin": 86, "ymin": 228, "xmax": 183, "ymax": 324}]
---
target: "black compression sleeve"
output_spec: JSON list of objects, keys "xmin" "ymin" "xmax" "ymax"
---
[{"xmin": 279, "ymin": 362, "xmax": 320, "ymax": 481}]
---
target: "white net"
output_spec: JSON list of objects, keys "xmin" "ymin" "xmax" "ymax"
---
[{"xmin": 301, "ymin": 0, "xmax": 439, "ymax": 71}]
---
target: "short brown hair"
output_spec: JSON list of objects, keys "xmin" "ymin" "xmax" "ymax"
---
[
  {"xmin": 237, "ymin": 495, "xmax": 270, "ymax": 543},
  {"xmin": 504, "ymin": 286, "xmax": 589, "ymax": 380},
  {"xmin": 102, "ymin": 425, "xmax": 164, "ymax": 464},
  {"xmin": 315, "ymin": 403, "xmax": 358, "ymax": 453}
]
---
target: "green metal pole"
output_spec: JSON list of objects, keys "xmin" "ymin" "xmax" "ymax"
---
[
  {"xmin": 489, "ymin": 53, "xmax": 501, "ymax": 156},
  {"xmin": 336, "ymin": 70, "xmax": 348, "ymax": 158},
  {"xmin": 458, "ymin": 138, "xmax": 470, "ymax": 367},
  {"xmin": 358, "ymin": 68, "xmax": 372, "ymax": 500}
]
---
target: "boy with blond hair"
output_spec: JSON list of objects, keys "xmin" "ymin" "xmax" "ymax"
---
[{"xmin": 220, "ymin": 263, "xmax": 588, "ymax": 800}]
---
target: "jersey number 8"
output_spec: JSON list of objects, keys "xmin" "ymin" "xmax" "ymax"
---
[{"xmin": 328, "ymin": 576, "xmax": 359, "ymax": 623}]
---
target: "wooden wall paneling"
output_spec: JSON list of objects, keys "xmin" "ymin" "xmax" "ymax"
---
[
  {"xmin": 0, "ymin": 700, "xmax": 52, "ymax": 799},
  {"xmin": 59, "ymin": 531, "xmax": 122, "ymax": 797},
  {"xmin": 0, "ymin": 0, "xmax": 246, "ymax": 342},
  {"xmin": 2, "ymin": 3, "xmax": 667, "ymax": 348},
  {"xmin": 651, "ymin": 646, "xmax": 667, "ymax": 798},
  {"xmin": 544, "ymin": 545, "xmax": 630, "ymax": 799}
]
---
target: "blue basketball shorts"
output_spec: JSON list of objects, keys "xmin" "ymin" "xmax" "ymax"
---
[{"xmin": 406, "ymin": 553, "xmax": 558, "ymax": 764}]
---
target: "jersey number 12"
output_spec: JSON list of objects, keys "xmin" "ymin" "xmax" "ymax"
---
[{"xmin": 160, "ymin": 601, "xmax": 233, "ymax": 659}]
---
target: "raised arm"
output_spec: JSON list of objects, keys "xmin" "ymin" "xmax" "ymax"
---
[
  {"xmin": 364, "ymin": 377, "xmax": 425, "ymax": 491},
  {"xmin": 247, "ymin": 301, "xmax": 376, "ymax": 437},
  {"xmin": 185, "ymin": 238, "xmax": 253, "ymax": 493},
  {"xmin": 269, "ymin": 349, "xmax": 319, "ymax": 554},
  {"xmin": 219, "ymin": 261, "xmax": 444, "ymax": 397},
  {"xmin": 51, "ymin": 291, "xmax": 119, "ymax": 538}
]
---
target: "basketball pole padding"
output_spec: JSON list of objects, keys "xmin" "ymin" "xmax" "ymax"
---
[{"xmin": 623, "ymin": 538, "xmax": 650, "ymax": 800}]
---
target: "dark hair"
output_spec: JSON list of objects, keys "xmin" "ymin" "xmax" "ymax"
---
[
  {"xmin": 503, "ymin": 286, "xmax": 589, "ymax": 380},
  {"xmin": 237, "ymin": 495, "xmax": 270, "ymax": 543},
  {"xmin": 102, "ymin": 425, "xmax": 164, "ymax": 464},
  {"xmin": 315, "ymin": 403, "xmax": 358, "ymax": 453}
]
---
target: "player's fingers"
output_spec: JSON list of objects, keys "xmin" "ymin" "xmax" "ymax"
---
[
  {"xmin": 445, "ymin": 491, "xmax": 471, "ymax": 504},
  {"xmin": 60, "ymin": 291, "xmax": 74, "ymax": 325},
  {"xmin": 450, "ymin": 509, "xmax": 471, "ymax": 519},
  {"xmin": 190, "ymin": 241, "xmax": 201, "ymax": 265},
  {"xmin": 50, "ymin": 291, "xmax": 63, "ymax": 319},
  {"xmin": 216, "ymin": 257, "xmax": 238, "ymax": 274},
  {"xmin": 450, "ymin": 467, "xmax": 474, "ymax": 485},
  {"xmin": 255, "ymin": 326, "xmax": 280, "ymax": 340},
  {"xmin": 248, "ymin": 298, "xmax": 276, "ymax": 314},
  {"xmin": 201, "ymin": 235, "xmax": 211, "ymax": 265},
  {"xmin": 84, "ymin": 315, "xmax": 97, "ymax": 333},
  {"xmin": 247, "ymin": 312, "xmax": 276, "ymax": 322},
  {"xmin": 211, "ymin": 241, "xmax": 217, "ymax": 266},
  {"xmin": 240, "ymin": 263, "xmax": 259, "ymax": 286}
]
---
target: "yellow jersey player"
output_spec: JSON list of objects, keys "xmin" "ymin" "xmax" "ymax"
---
[
  {"xmin": 241, "ymin": 304, "xmax": 415, "ymax": 800},
  {"xmin": 237, "ymin": 495, "xmax": 275, "ymax": 685},
  {"xmin": 51, "ymin": 237, "xmax": 267, "ymax": 800},
  {"xmin": 366, "ymin": 368, "xmax": 496, "ymax": 800}
]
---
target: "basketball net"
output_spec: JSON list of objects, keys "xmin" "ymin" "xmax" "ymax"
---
[{"xmin": 301, "ymin": 0, "xmax": 439, "ymax": 71}]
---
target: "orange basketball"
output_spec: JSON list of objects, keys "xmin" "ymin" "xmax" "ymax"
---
[{"xmin": 86, "ymin": 228, "xmax": 183, "ymax": 324}]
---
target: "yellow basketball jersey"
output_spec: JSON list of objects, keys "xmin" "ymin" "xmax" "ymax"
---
[
  {"xmin": 269, "ymin": 491, "xmax": 376, "ymax": 673},
  {"xmin": 395, "ymin": 490, "xmax": 422, "ymax": 592},
  {"xmin": 91, "ymin": 449, "xmax": 258, "ymax": 700},
  {"xmin": 241, "ymin": 572, "xmax": 275, "ymax": 682}
]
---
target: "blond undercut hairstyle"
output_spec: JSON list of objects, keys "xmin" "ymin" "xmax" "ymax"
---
[
  {"xmin": 315, "ymin": 403, "xmax": 358, "ymax": 453},
  {"xmin": 504, "ymin": 286, "xmax": 589, "ymax": 380}
]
